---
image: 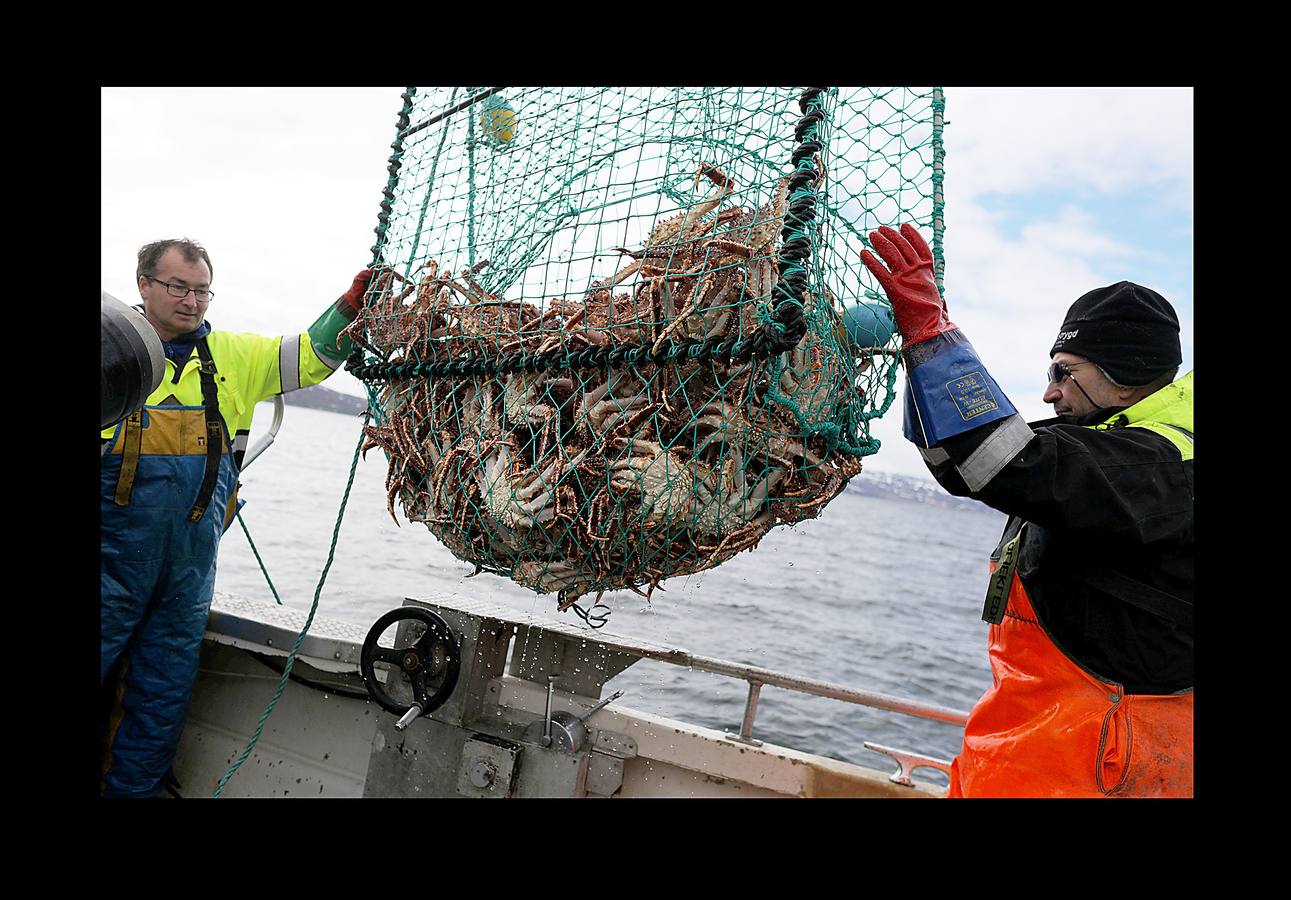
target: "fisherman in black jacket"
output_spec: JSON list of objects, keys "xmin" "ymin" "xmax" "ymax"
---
[{"xmin": 861, "ymin": 224, "xmax": 1193, "ymax": 797}]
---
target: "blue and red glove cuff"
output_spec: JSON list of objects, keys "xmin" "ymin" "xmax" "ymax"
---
[{"xmin": 902, "ymin": 329, "xmax": 1017, "ymax": 448}]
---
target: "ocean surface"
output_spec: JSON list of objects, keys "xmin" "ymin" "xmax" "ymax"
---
[{"xmin": 216, "ymin": 403, "xmax": 1006, "ymax": 787}]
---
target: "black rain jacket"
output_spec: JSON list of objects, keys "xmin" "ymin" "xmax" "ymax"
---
[{"xmin": 922, "ymin": 373, "xmax": 1194, "ymax": 694}]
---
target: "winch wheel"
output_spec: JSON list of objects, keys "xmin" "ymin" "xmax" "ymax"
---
[{"xmin": 360, "ymin": 607, "xmax": 461, "ymax": 716}]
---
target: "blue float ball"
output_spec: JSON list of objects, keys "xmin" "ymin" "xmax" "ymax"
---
[{"xmin": 840, "ymin": 302, "xmax": 896, "ymax": 349}]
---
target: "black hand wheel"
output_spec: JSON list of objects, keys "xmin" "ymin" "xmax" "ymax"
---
[{"xmin": 360, "ymin": 607, "xmax": 461, "ymax": 717}]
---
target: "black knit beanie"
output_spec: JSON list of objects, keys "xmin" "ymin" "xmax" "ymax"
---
[{"xmin": 1049, "ymin": 282, "xmax": 1181, "ymax": 387}]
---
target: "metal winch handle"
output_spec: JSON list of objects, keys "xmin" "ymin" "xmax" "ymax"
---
[
  {"xmin": 240, "ymin": 395, "xmax": 285, "ymax": 471},
  {"xmin": 542, "ymin": 674, "xmax": 558, "ymax": 745},
  {"xmin": 574, "ymin": 690, "xmax": 625, "ymax": 724},
  {"xmin": 525, "ymin": 678, "xmax": 624, "ymax": 752}
]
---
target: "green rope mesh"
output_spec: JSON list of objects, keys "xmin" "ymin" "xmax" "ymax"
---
[{"xmin": 345, "ymin": 87, "xmax": 944, "ymax": 613}]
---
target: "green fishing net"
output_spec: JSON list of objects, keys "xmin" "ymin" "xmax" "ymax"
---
[{"xmin": 345, "ymin": 87, "xmax": 944, "ymax": 616}]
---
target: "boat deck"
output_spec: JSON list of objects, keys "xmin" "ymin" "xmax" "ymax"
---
[{"xmin": 173, "ymin": 592, "xmax": 954, "ymax": 798}]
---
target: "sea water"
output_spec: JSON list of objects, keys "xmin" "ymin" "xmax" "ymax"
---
[{"xmin": 215, "ymin": 403, "xmax": 1005, "ymax": 786}]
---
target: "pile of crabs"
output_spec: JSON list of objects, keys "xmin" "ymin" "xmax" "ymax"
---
[{"xmin": 344, "ymin": 163, "xmax": 864, "ymax": 610}]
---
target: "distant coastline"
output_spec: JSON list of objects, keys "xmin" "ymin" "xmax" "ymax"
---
[
  {"xmin": 844, "ymin": 467, "xmax": 998, "ymax": 515},
  {"xmin": 267, "ymin": 387, "xmax": 994, "ymax": 516},
  {"xmin": 275, "ymin": 384, "xmax": 367, "ymax": 416}
]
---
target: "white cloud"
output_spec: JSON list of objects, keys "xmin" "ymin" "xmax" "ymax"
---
[
  {"xmin": 945, "ymin": 87, "xmax": 1193, "ymax": 201},
  {"xmin": 940, "ymin": 200, "xmax": 1141, "ymax": 397}
]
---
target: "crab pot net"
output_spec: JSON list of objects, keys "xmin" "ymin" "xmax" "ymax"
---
[{"xmin": 346, "ymin": 87, "xmax": 944, "ymax": 612}]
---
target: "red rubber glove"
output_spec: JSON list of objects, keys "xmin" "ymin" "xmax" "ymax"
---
[
  {"xmin": 338, "ymin": 268, "xmax": 377, "ymax": 316},
  {"xmin": 859, "ymin": 224, "xmax": 955, "ymax": 346}
]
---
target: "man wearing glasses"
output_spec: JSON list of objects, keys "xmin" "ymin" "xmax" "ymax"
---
[
  {"xmin": 100, "ymin": 238, "xmax": 375, "ymax": 798},
  {"xmin": 862, "ymin": 225, "xmax": 1192, "ymax": 798}
]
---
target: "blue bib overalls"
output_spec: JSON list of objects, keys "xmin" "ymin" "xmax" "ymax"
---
[{"xmin": 100, "ymin": 339, "xmax": 239, "ymax": 798}]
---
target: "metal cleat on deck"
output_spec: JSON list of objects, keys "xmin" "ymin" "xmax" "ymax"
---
[{"xmin": 863, "ymin": 741, "xmax": 953, "ymax": 788}]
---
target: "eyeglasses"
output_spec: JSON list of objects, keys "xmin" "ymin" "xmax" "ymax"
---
[
  {"xmin": 1047, "ymin": 361, "xmax": 1092, "ymax": 385},
  {"xmin": 144, "ymin": 275, "xmax": 214, "ymax": 303}
]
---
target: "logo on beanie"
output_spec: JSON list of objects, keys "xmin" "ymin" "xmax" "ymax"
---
[{"xmin": 1054, "ymin": 328, "xmax": 1079, "ymax": 345}]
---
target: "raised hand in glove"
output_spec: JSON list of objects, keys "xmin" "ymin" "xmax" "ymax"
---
[
  {"xmin": 862, "ymin": 224, "xmax": 1017, "ymax": 449},
  {"xmin": 337, "ymin": 267, "xmax": 380, "ymax": 317},
  {"xmin": 308, "ymin": 267, "xmax": 385, "ymax": 363},
  {"xmin": 859, "ymin": 224, "xmax": 955, "ymax": 346}
]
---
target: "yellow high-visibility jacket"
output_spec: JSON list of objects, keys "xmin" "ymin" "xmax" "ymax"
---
[{"xmin": 100, "ymin": 303, "xmax": 354, "ymax": 459}]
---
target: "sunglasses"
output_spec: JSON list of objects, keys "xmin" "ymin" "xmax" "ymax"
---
[{"xmin": 1047, "ymin": 361, "xmax": 1093, "ymax": 384}]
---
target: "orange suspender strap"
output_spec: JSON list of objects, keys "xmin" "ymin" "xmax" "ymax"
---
[
  {"xmin": 113, "ymin": 409, "xmax": 145, "ymax": 506},
  {"xmin": 186, "ymin": 337, "xmax": 225, "ymax": 523}
]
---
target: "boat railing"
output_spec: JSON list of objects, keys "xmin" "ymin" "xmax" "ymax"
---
[
  {"xmin": 414, "ymin": 595, "xmax": 971, "ymax": 757},
  {"xmin": 680, "ymin": 652, "xmax": 969, "ymax": 746},
  {"xmin": 672, "ymin": 652, "xmax": 968, "ymax": 784}
]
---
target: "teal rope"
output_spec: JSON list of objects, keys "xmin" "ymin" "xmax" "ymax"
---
[
  {"xmin": 235, "ymin": 509, "xmax": 283, "ymax": 606},
  {"xmin": 213, "ymin": 418, "xmax": 368, "ymax": 798}
]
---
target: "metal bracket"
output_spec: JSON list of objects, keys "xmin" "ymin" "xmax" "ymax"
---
[
  {"xmin": 863, "ymin": 741, "xmax": 952, "ymax": 787},
  {"xmin": 585, "ymin": 752, "xmax": 625, "ymax": 797},
  {"xmin": 592, "ymin": 729, "xmax": 638, "ymax": 759},
  {"xmin": 585, "ymin": 726, "xmax": 636, "ymax": 797}
]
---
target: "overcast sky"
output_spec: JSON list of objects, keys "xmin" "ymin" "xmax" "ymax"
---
[{"xmin": 101, "ymin": 86, "xmax": 1193, "ymax": 480}]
